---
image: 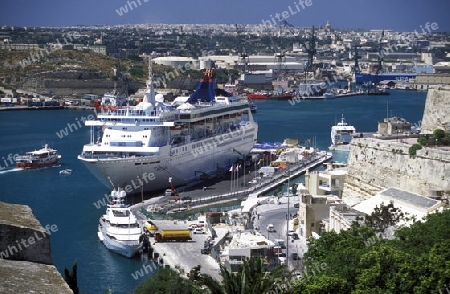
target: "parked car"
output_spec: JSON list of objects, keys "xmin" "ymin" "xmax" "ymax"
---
[
  {"xmin": 267, "ymin": 224, "xmax": 275, "ymax": 232},
  {"xmin": 200, "ymin": 247, "xmax": 210, "ymax": 254},
  {"xmin": 193, "ymin": 228, "xmax": 205, "ymax": 234}
]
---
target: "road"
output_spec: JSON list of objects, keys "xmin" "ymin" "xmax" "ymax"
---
[{"xmin": 252, "ymin": 195, "xmax": 307, "ymax": 272}]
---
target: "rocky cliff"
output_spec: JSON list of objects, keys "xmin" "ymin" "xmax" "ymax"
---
[{"xmin": 0, "ymin": 201, "xmax": 72, "ymax": 293}]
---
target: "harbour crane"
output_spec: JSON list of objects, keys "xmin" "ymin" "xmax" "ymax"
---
[{"xmin": 235, "ymin": 24, "xmax": 249, "ymax": 74}]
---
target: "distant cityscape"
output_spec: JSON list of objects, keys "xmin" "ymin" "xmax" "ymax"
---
[{"xmin": 0, "ymin": 22, "xmax": 449, "ymax": 100}]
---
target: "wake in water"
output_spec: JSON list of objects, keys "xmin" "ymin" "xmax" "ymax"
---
[
  {"xmin": 0, "ymin": 164, "xmax": 63, "ymax": 175},
  {"xmin": 0, "ymin": 168, "xmax": 23, "ymax": 175}
]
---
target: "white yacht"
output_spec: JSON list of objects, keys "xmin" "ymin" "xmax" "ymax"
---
[
  {"xmin": 78, "ymin": 59, "xmax": 258, "ymax": 193},
  {"xmin": 97, "ymin": 188, "xmax": 142, "ymax": 258},
  {"xmin": 331, "ymin": 115, "xmax": 356, "ymax": 146}
]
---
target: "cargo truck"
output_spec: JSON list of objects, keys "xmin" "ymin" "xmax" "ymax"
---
[{"xmin": 154, "ymin": 229, "xmax": 192, "ymax": 242}]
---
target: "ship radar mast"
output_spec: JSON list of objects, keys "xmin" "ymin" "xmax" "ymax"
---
[{"xmin": 143, "ymin": 54, "xmax": 156, "ymax": 106}]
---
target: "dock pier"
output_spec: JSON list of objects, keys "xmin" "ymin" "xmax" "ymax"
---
[{"xmin": 129, "ymin": 150, "xmax": 332, "ymax": 279}]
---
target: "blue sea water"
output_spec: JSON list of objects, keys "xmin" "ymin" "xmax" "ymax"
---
[{"xmin": 0, "ymin": 89, "xmax": 427, "ymax": 293}]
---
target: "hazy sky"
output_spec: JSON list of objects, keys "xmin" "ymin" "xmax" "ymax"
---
[{"xmin": 1, "ymin": 0, "xmax": 449, "ymax": 31}]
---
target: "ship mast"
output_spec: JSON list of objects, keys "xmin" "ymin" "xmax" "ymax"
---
[{"xmin": 144, "ymin": 54, "xmax": 156, "ymax": 106}]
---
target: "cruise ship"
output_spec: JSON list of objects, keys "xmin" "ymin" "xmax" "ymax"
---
[{"xmin": 78, "ymin": 61, "xmax": 258, "ymax": 193}]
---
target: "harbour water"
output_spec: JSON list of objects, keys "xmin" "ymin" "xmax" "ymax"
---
[{"xmin": 0, "ymin": 89, "xmax": 427, "ymax": 293}]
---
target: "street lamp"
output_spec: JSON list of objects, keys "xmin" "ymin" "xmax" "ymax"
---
[{"xmin": 286, "ymin": 164, "xmax": 290, "ymax": 269}]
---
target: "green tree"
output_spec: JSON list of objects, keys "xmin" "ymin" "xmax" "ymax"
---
[
  {"xmin": 364, "ymin": 201, "xmax": 405, "ymax": 235},
  {"xmin": 292, "ymin": 210, "xmax": 450, "ymax": 293},
  {"xmin": 134, "ymin": 267, "xmax": 201, "ymax": 294},
  {"xmin": 200, "ymin": 257, "xmax": 291, "ymax": 294},
  {"xmin": 297, "ymin": 225, "xmax": 377, "ymax": 293}
]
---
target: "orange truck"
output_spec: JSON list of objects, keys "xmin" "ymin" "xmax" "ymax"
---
[{"xmin": 154, "ymin": 229, "xmax": 192, "ymax": 242}]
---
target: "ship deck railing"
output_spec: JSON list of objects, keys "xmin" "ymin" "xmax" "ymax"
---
[{"xmin": 79, "ymin": 152, "xmax": 159, "ymax": 161}]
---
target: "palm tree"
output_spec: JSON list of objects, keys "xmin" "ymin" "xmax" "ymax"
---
[{"xmin": 189, "ymin": 257, "xmax": 291, "ymax": 294}]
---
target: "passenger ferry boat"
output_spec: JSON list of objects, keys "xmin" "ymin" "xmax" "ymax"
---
[
  {"xmin": 78, "ymin": 59, "xmax": 258, "ymax": 193},
  {"xmin": 97, "ymin": 188, "xmax": 142, "ymax": 258},
  {"xmin": 16, "ymin": 144, "xmax": 61, "ymax": 169},
  {"xmin": 331, "ymin": 115, "xmax": 356, "ymax": 146}
]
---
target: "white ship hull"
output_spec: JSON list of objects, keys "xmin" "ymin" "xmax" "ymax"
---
[
  {"xmin": 80, "ymin": 126, "xmax": 256, "ymax": 193},
  {"xmin": 98, "ymin": 225, "xmax": 141, "ymax": 258},
  {"xmin": 330, "ymin": 115, "xmax": 355, "ymax": 147}
]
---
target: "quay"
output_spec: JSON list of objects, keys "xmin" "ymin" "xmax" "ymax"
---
[{"xmin": 129, "ymin": 149, "xmax": 332, "ymax": 279}]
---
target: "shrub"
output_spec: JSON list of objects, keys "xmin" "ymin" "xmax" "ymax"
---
[
  {"xmin": 417, "ymin": 136, "xmax": 428, "ymax": 146},
  {"xmin": 409, "ymin": 144, "xmax": 422, "ymax": 156}
]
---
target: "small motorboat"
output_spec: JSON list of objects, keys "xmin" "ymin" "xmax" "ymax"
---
[{"xmin": 59, "ymin": 169, "xmax": 72, "ymax": 175}]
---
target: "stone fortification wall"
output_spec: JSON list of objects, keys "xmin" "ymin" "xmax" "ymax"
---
[
  {"xmin": 342, "ymin": 138, "xmax": 450, "ymax": 199},
  {"xmin": 420, "ymin": 85, "xmax": 450, "ymax": 134},
  {"xmin": 0, "ymin": 202, "xmax": 53, "ymax": 264},
  {"xmin": 0, "ymin": 201, "xmax": 72, "ymax": 293}
]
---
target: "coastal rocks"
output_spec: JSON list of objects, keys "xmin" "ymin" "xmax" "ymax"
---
[
  {"xmin": 342, "ymin": 138, "xmax": 450, "ymax": 199},
  {"xmin": 0, "ymin": 201, "xmax": 71, "ymax": 293},
  {"xmin": 420, "ymin": 85, "xmax": 450, "ymax": 134}
]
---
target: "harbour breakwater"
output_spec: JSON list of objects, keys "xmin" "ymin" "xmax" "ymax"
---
[{"xmin": 342, "ymin": 85, "xmax": 450, "ymax": 199}]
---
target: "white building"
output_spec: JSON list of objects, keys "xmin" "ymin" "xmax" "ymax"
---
[
  {"xmin": 324, "ymin": 204, "xmax": 366, "ymax": 233},
  {"xmin": 221, "ymin": 231, "xmax": 275, "ymax": 272},
  {"xmin": 305, "ymin": 162, "xmax": 347, "ymax": 198},
  {"xmin": 353, "ymin": 187, "xmax": 445, "ymax": 226},
  {"xmin": 152, "ymin": 56, "xmax": 198, "ymax": 68}
]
